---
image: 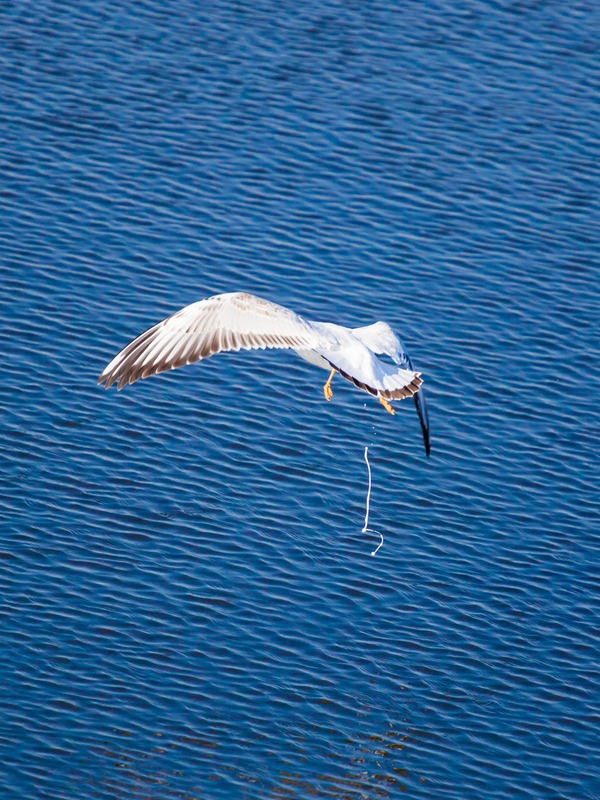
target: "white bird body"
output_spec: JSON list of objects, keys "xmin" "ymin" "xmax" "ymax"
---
[
  {"xmin": 294, "ymin": 347, "xmax": 331, "ymax": 370},
  {"xmin": 98, "ymin": 292, "xmax": 431, "ymax": 453}
]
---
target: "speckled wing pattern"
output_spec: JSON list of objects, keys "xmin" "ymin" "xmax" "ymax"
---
[{"xmin": 98, "ymin": 292, "xmax": 320, "ymax": 390}]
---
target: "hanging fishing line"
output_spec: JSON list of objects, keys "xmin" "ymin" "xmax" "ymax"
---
[{"xmin": 362, "ymin": 446, "xmax": 384, "ymax": 556}]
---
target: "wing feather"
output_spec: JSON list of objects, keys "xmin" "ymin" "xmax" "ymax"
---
[
  {"xmin": 308, "ymin": 323, "xmax": 422, "ymax": 401},
  {"xmin": 352, "ymin": 321, "xmax": 430, "ymax": 456},
  {"xmin": 320, "ymin": 347, "xmax": 423, "ymax": 400},
  {"xmin": 98, "ymin": 292, "xmax": 319, "ymax": 390}
]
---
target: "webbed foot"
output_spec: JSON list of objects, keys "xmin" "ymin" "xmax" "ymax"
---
[
  {"xmin": 323, "ymin": 369, "xmax": 335, "ymax": 401},
  {"xmin": 379, "ymin": 396, "xmax": 395, "ymax": 415}
]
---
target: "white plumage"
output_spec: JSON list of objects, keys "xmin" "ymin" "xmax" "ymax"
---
[{"xmin": 98, "ymin": 292, "xmax": 431, "ymax": 454}]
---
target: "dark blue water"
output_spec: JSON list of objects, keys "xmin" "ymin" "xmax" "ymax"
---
[{"xmin": 1, "ymin": 1, "xmax": 598, "ymax": 797}]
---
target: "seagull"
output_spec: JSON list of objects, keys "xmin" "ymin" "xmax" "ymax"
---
[{"xmin": 98, "ymin": 292, "xmax": 431, "ymax": 455}]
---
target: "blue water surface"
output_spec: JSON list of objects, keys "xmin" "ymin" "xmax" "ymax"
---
[{"xmin": 1, "ymin": 1, "xmax": 599, "ymax": 798}]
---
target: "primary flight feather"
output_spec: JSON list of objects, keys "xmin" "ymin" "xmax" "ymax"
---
[{"xmin": 98, "ymin": 292, "xmax": 431, "ymax": 455}]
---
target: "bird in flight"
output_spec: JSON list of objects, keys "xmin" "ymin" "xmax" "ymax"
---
[{"xmin": 98, "ymin": 292, "xmax": 431, "ymax": 455}]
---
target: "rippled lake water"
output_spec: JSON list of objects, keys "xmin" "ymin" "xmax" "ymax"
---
[{"xmin": 1, "ymin": 1, "xmax": 599, "ymax": 798}]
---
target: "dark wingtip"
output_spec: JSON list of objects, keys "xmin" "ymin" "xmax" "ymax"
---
[
  {"xmin": 423, "ymin": 428, "xmax": 431, "ymax": 457},
  {"xmin": 413, "ymin": 391, "xmax": 431, "ymax": 457},
  {"xmin": 97, "ymin": 371, "xmax": 119, "ymax": 390}
]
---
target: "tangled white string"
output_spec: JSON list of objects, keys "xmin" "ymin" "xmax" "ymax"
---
[{"xmin": 362, "ymin": 446, "xmax": 384, "ymax": 556}]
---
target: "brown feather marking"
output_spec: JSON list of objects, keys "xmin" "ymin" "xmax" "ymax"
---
[
  {"xmin": 100, "ymin": 324, "xmax": 162, "ymax": 388},
  {"xmin": 326, "ymin": 360, "xmax": 423, "ymax": 401},
  {"xmin": 381, "ymin": 374, "xmax": 423, "ymax": 400},
  {"xmin": 198, "ymin": 335, "xmax": 213, "ymax": 359},
  {"xmin": 331, "ymin": 364, "xmax": 379, "ymax": 396}
]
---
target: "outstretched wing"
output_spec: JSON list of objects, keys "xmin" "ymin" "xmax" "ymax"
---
[
  {"xmin": 98, "ymin": 292, "xmax": 319, "ymax": 390},
  {"xmin": 353, "ymin": 321, "xmax": 431, "ymax": 456}
]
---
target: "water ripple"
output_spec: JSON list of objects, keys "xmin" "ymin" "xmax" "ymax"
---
[{"xmin": 1, "ymin": 0, "xmax": 599, "ymax": 798}]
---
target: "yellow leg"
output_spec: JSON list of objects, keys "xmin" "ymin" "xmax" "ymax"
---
[
  {"xmin": 323, "ymin": 369, "xmax": 335, "ymax": 401},
  {"xmin": 379, "ymin": 396, "xmax": 395, "ymax": 415}
]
